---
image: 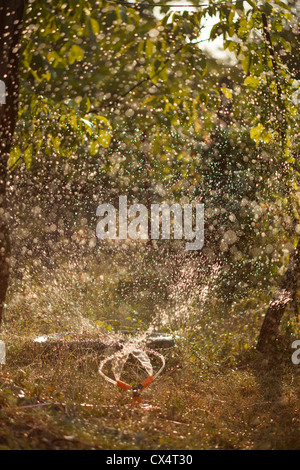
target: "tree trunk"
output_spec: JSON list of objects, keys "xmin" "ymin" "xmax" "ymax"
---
[
  {"xmin": 257, "ymin": 239, "xmax": 300, "ymax": 352},
  {"xmin": 0, "ymin": 0, "xmax": 24, "ymax": 324}
]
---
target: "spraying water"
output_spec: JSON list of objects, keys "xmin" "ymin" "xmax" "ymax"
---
[{"xmin": 98, "ymin": 250, "xmax": 220, "ymax": 402}]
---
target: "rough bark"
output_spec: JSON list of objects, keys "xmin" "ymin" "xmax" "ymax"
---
[
  {"xmin": 257, "ymin": 239, "xmax": 300, "ymax": 352},
  {"xmin": 0, "ymin": 0, "xmax": 24, "ymax": 324}
]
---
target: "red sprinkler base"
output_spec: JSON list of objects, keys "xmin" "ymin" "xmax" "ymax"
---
[
  {"xmin": 99, "ymin": 347, "xmax": 165, "ymax": 406},
  {"xmin": 116, "ymin": 375, "xmax": 154, "ymax": 406}
]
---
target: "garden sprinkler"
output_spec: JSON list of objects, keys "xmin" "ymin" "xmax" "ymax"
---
[{"xmin": 99, "ymin": 347, "xmax": 165, "ymax": 407}]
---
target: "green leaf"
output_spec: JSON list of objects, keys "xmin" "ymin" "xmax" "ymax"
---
[
  {"xmin": 145, "ymin": 39, "xmax": 154, "ymax": 59},
  {"xmin": 250, "ymin": 123, "xmax": 264, "ymax": 141},
  {"xmin": 81, "ymin": 118, "xmax": 94, "ymax": 135},
  {"xmin": 142, "ymin": 95, "xmax": 156, "ymax": 106},
  {"xmin": 90, "ymin": 140, "xmax": 100, "ymax": 155},
  {"xmin": 220, "ymin": 87, "xmax": 232, "ymax": 99},
  {"xmin": 272, "ymin": 18, "xmax": 283, "ymax": 32},
  {"xmin": 117, "ymin": 40, "xmax": 136, "ymax": 58},
  {"xmin": 275, "ymin": 0, "xmax": 291, "ymax": 11},
  {"xmin": 198, "ymin": 55, "xmax": 207, "ymax": 75},
  {"xmin": 278, "ymin": 36, "xmax": 292, "ymax": 52},
  {"xmin": 183, "ymin": 20, "xmax": 193, "ymax": 35},
  {"xmin": 80, "ymin": 97, "xmax": 91, "ymax": 114},
  {"xmin": 210, "ymin": 22, "xmax": 225, "ymax": 40},
  {"xmin": 90, "ymin": 18, "xmax": 100, "ymax": 35},
  {"xmin": 262, "ymin": 2, "xmax": 273, "ymax": 16},
  {"xmin": 237, "ymin": 18, "xmax": 252, "ymax": 37},
  {"xmin": 24, "ymin": 145, "xmax": 33, "ymax": 169},
  {"xmin": 199, "ymin": 92, "xmax": 208, "ymax": 105},
  {"xmin": 158, "ymin": 66, "xmax": 168, "ymax": 82},
  {"xmin": 8, "ymin": 145, "xmax": 21, "ymax": 169},
  {"xmin": 149, "ymin": 62, "xmax": 159, "ymax": 84},
  {"xmin": 149, "ymin": 59, "xmax": 168, "ymax": 84},
  {"xmin": 244, "ymin": 75, "xmax": 260, "ymax": 88},
  {"xmin": 68, "ymin": 44, "xmax": 84, "ymax": 65},
  {"xmin": 241, "ymin": 53, "xmax": 251, "ymax": 73},
  {"xmin": 118, "ymin": 6, "xmax": 128, "ymax": 23},
  {"xmin": 98, "ymin": 130, "xmax": 111, "ymax": 148},
  {"xmin": 93, "ymin": 115, "xmax": 111, "ymax": 128},
  {"xmin": 250, "ymin": 123, "xmax": 273, "ymax": 143}
]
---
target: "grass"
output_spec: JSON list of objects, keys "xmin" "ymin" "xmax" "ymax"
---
[
  {"xmin": 1, "ymin": 336, "xmax": 300, "ymax": 450},
  {"xmin": 1, "ymin": 252, "xmax": 300, "ymax": 450}
]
